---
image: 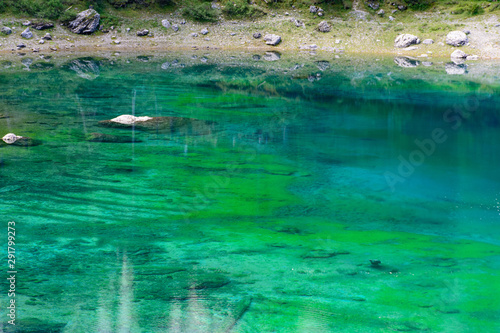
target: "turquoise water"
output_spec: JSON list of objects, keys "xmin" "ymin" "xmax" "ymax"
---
[{"xmin": 0, "ymin": 53, "xmax": 499, "ymax": 332}]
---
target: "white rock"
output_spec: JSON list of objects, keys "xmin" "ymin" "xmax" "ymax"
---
[
  {"xmin": 110, "ymin": 115, "xmax": 153, "ymax": 124},
  {"xmin": 161, "ymin": 19, "xmax": 171, "ymax": 29},
  {"xmin": 451, "ymin": 49, "xmax": 467, "ymax": 59},
  {"xmin": 263, "ymin": 34, "xmax": 282, "ymax": 46},
  {"xmin": 422, "ymin": 39, "xmax": 434, "ymax": 44},
  {"xmin": 2, "ymin": 133, "xmax": 21, "ymax": 144},
  {"xmin": 446, "ymin": 31, "xmax": 468, "ymax": 47},
  {"xmin": 394, "ymin": 34, "xmax": 420, "ymax": 48},
  {"xmin": 466, "ymin": 55, "xmax": 479, "ymax": 60}
]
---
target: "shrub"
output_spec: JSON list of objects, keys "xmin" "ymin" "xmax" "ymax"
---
[
  {"xmin": 222, "ymin": 0, "xmax": 263, "ymax": 18},
  {"xmin": 182, "ymin": 0, "xmax": 220, "ymax": 22},
  {"xmin": 403, "ymin": 0, "xmax": 435, "ymax": 10}
]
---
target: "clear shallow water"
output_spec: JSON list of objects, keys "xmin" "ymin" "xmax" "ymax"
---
[{"xmin": 0, "ymin": 53, "xmax": 499, "ymax": 332}]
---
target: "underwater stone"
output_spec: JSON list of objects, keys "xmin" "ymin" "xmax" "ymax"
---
[
  {"xmin": 370, "ymin": 259, "xmax": 381, "ymax": 266},
  {"xmin": 86, "ymin": 132, "xmax": 141, "ymax": 143},
  {"xmin": 2, "ymin": 133, "xmax": 21, "ymax": 144},
  {"xmin": 110, "ymin": 115, "xmax": 153, "ymax": 124}
]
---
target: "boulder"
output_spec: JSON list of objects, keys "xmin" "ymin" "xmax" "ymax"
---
[
  {"xmin": 86, "ymin": 132, "xmax": 141, "ymax": 143},
  {"xmin": 389, "ymin": 16, "xmax": 395, "ymax": 21},
  {"xmin": 98, "ymin": 115, "xmax": 216, "ymax": 135},
  {"xmin": 32, "ymin": 22, "xmax": 54, "ymax": 30},
  {"xmin": 317, "ymin": 21, "xmax": 332, "ymax": 33},
  {"xmin": 253, "ymin": 32, "xmax": 262, "ymax": 39},
  {"xmin": 68, "ymin": 8, "xmax": 100, "ymax": 34},
  {"xmin": 22, "ymin": 21, "xmax": 31, "ymax": 26},
  {"xmin": 394, "ymin": 56, "xmax": 420, "ymax": 68},
  {"xmin": 422, "ymin": 39, "xmax": 434, "ymax": 44},
  {"xmin": 172, "ymin": 24, "xmax": 179, "ymax": 32},
  {"xmin": 200, "ymin": 28, "xmax": 209, "ymax": 35},
  {"xmin": 446, "ymin": 31, "xmax": 468, "ymax": 47},
  {"xmin": 1, "ymin": 26, "xmax": 12, "ymax": 35},
  {"xmin": 2, "ymin": 133, "xmax": 40, "ymax": 147},
  {"xmin": 21, "ymin": 28, "xmax": 33, "ymax": 39},
  {"xmin": 263, "ymin": 51, "xmax": 281, "ymax": 61},
  {"xmin": 310, "ymin": 5, "xmax": 319, "ymax": 13},
  {"xmin": 161, "ymin": 19, "xmax": 171, "ymax": 29},
  {"xmin": 264, "ymin": 34, "xmax": 281, "ymax": 46},
  {"xmin": 42, "ymin": 33, "xmax": 52, "ymax": 40},
  {"xmin": 398, "ymin": 4, "xmax": 407, "ymax": 10},
  {"xmin": 377, "ymin": 9, "xmax": 385, "ymax": 16},
  {"xmin": 137, "ymin": 29, "xmax": 149, "ymax": 37},
  {"xmin": 190, "ymin": 33, "xmax": 198, "ymax": 37},
  {"xmin": 394, "ymin": 34, "xmax": 420, "ymax": 48},
  {"xmin": 451, "ymin": 49, "xmax": 467, "ymax": 59},
  {"xmin": 367, "ymin": 1, "xmax": 380, "ymax": 10}
]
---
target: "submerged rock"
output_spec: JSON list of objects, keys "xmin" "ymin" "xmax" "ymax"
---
[
  {"xmin": 2, "ymin": 133, "xmax": 40, "ymax": 147},
  {"xmin": 394, "ymin": 34, "xmax": 420, "ymax": 48},
  {"xmin": 264, "ymin": 34, "xmax": 281, "ymax": 46},
  {"xmin": 99, "ymin": 115, "xmax": 216, "ymax": 135},
  {"xmin": 68, "ymin": 8, "xmax": 100, "ymax": 34},
  {"xmin": 446, "ymin": 31, "xmax": 468, "ymax": 47},
  {"xmin": 86, "ymin": 132, "xmax": 141, "ymax": 143}
]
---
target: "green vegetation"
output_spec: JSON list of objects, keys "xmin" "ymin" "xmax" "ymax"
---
[
  {"xmin": 181, "ymin": 0, "xmax": 220, "ymax": 22},
  {"xmin": 0, "ymin": 0, "xmax": 495, "ymax": 23}
]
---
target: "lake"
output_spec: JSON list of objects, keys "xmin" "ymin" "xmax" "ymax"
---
[{"xmin": 0, "ymin": 52, "xmax": 499, "ymax": 332}]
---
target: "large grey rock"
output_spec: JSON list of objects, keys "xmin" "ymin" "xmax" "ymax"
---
[
  {"xmin": 394, "ymin": 56, "xmax": 420, "ymax": 68},
  {"xmin": 317, "ymin": 21, "xmax": 331, "ymax": 33},
  {"xmin": 32, "ymin": 22, "xmax": 54, "ymax": 30},
  {"xmin": 394, "ymin": 34, "xmax": 420, "ymax": 48},
  {"xmin": 42, "ymin": 33, "xmax": 52, "ymax": 40},
  {"xmin": 446, "ymin": 31, "xmax": 468, "ymax": 47},
  {"xmin": 21, "ymin": 27, "xmax": 33, "ymax": 39},
  {"xmin": 69, "ymin": 9, "xmax": 100, "ymax": 34},
  {"xmin": 253, "ymin": 32, "xmax": 261, "ymax": 39},
  {"xmin": 422, "ymin": 39, "xmax": 434, "ymax": 44},
  {"xmin": 172, "ymin": 24, "xmax": 179, "ymax": 32},
  {"xmin": 200, "ymin": 28, "xmax": 209, "ymax": 35},
  {"xmin": 310, "ymin": 5, "xmax": 319, "ymax": 13},
  {"xmin": 377, "ymin": 9, "xmax": 385, "ymax": 16},
  {"xmin": 161, "ymin": 19, "xmax": 171, "ymax": 29},
  {"xmin": 1, "ymin": 26, "xmax": 12, "ymax": 35},
  {"xmin": 137, "ymin": 29, "xmax": 149, "ymax": 37},
  {"xmin": 264, "ymin": 34, "xmax": 281, "ymax": 46}
]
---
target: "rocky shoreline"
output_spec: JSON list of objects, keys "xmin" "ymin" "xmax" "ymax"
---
[{"xmin": 1, "ymin": 5, "xmax": 500, "ymax": 59}]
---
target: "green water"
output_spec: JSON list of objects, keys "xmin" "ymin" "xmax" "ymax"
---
[{"xmin": 0, "ymin": 53, "xmax": 499, "ymax": 332}]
